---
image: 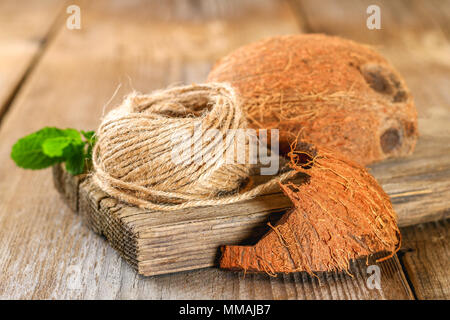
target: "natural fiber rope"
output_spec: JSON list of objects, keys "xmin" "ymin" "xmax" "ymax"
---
[{"xmin": 92, "ymin": 83, "xmax": 296, "ymax": 211}]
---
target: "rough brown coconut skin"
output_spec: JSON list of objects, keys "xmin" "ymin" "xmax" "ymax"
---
[
  {"xmin": 207, "ymin": 34, "xmax": 418, "ymax": 165},
  {"xmin": 219, "ymin": 142, "xmax": 401, "ymax": 275}
]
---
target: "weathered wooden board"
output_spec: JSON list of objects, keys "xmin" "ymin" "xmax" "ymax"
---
[
  {"xmin": 0, "ymin": 0, "xmax": 65, "ymax": 119},
  {"xmin": 399, "ymin": 219, "xmax": 450, "ymax": 300}
]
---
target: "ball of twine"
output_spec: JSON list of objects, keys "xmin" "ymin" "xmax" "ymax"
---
[{"xmin": 92, "ymin": 83, "xmax": 295, "ymax": 211}]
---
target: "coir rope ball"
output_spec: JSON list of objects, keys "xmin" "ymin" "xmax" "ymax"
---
[{"xmin": 92, "ymin": 83, "xmax": 296, "ymax": 211}]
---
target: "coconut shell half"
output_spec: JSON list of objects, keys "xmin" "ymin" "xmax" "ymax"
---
[
  {"xmin": 219, "ymin": 142, "xmax": 401, "ymax": 275},
  {"xmin": 207, "ymin": 34, "xmax": 418, "ymax": 165}
]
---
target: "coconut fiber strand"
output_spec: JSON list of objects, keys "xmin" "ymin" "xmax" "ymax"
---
[
  {"xmin": 220, "ymin": 142, "xmax": 401, "ymax": 275},
  {"xmin": 92, "ymin": 83, "xmax": 296, "ymax": 211},
  {"xmin": 207, "ymin": 34, "xmax": 418, "ymax": 165}
]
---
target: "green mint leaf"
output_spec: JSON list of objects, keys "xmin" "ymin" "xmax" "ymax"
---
[
  {"xmin": 82, "ymin": 130, "xmax": 96, "ymax": 161},
  {"xmin": 42, "ymin": 137, "xmax": 75, "ymax": 157},
  {"xmin": 62, "ymin": 128, "xmax": 82, "ymax": 141},
  {"xmin": 64, "ymin": 144, "xmax": 85, "ymax": 175},
  {"xmin": 85, "ymin": 143, "xmax": 94, "ymax": 161},
  {"xmin": 12, "ymin": 126, "xmax": 96, "ymax": 175},
  {"xmin": 11, "ymin": 127, "xmax": 68, "ymax": 169},
  {"xmin": 81, "ymin": 130, "xmax": 95, "ymax": 141}
]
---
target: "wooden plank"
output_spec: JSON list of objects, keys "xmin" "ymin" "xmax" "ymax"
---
[
  {"xmin": 399, "ymin": 219, "xmax": 450, "ymax": 300},
  {"xmin": 0, "ymin": 0, "xmax": 65, "ymax": 119}
]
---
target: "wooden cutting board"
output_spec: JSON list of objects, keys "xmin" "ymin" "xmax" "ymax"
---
[{"xmin": 53, "ymin": 144, "xmax": 450, "ymax": 276}]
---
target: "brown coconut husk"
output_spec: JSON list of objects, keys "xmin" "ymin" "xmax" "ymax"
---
[
  {"xmin": 207, "ymin": 34, "xmax": 418, "ymax": 165},
  {"xmin": 219, "ymin": 141, "xmax": 401, "ymax": 275}
]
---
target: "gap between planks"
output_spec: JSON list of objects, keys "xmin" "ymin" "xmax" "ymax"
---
[
  {"xmin": 0, "ymin": 1, "xmax": 68, "ymax": 124},
  {"xmin": 398, "ymin": 219, "xmax": 450, "ymax": 299}
]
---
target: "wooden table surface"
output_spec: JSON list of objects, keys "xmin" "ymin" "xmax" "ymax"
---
[{"xmin": 0, "ymin": 0, "xmax": 448, "ymax": 299}]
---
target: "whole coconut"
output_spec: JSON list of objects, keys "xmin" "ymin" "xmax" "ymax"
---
[{"xmin": 207, "ymin": 34, "xmax": 418, "ymax": 165}]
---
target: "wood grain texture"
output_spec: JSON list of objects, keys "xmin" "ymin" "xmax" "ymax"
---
[
  {"xmin": 399, "ymin": 219, "xmax": 450, "ymax": 300},
  {"xmin": 0, "ymin": 0, "xmax": 65, "ymax": 119}
]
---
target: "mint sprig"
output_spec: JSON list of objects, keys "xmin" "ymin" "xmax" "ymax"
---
[{"xmin": 11, "ymin": 127, "xmax": 96, "ymax": 175}]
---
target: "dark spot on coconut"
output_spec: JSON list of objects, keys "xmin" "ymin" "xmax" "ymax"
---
[
  {"xmin": 389, "ymin": 73, "xmax": 402, "ymax": 89},
  {"xmin": 362, "ymin": 64, "xmax": 409, "ymax": 103},
  {"xmin": 404, "ymin": 121, "xmax": 417, "ymax": 137},
  {"xmin": 389, "ymin": 73, "xmax": 408, "ymax": 102},
  {"xmin": 361, "ymin": 64, "xmax": 393, "ymax": 94},
  {"xmin": 393, "ymin": 90, "xmax": 408, "ymax": 102},
  {"xmin": 380, "ymin": 128, "xmax": 401, "ymax": 153}
]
